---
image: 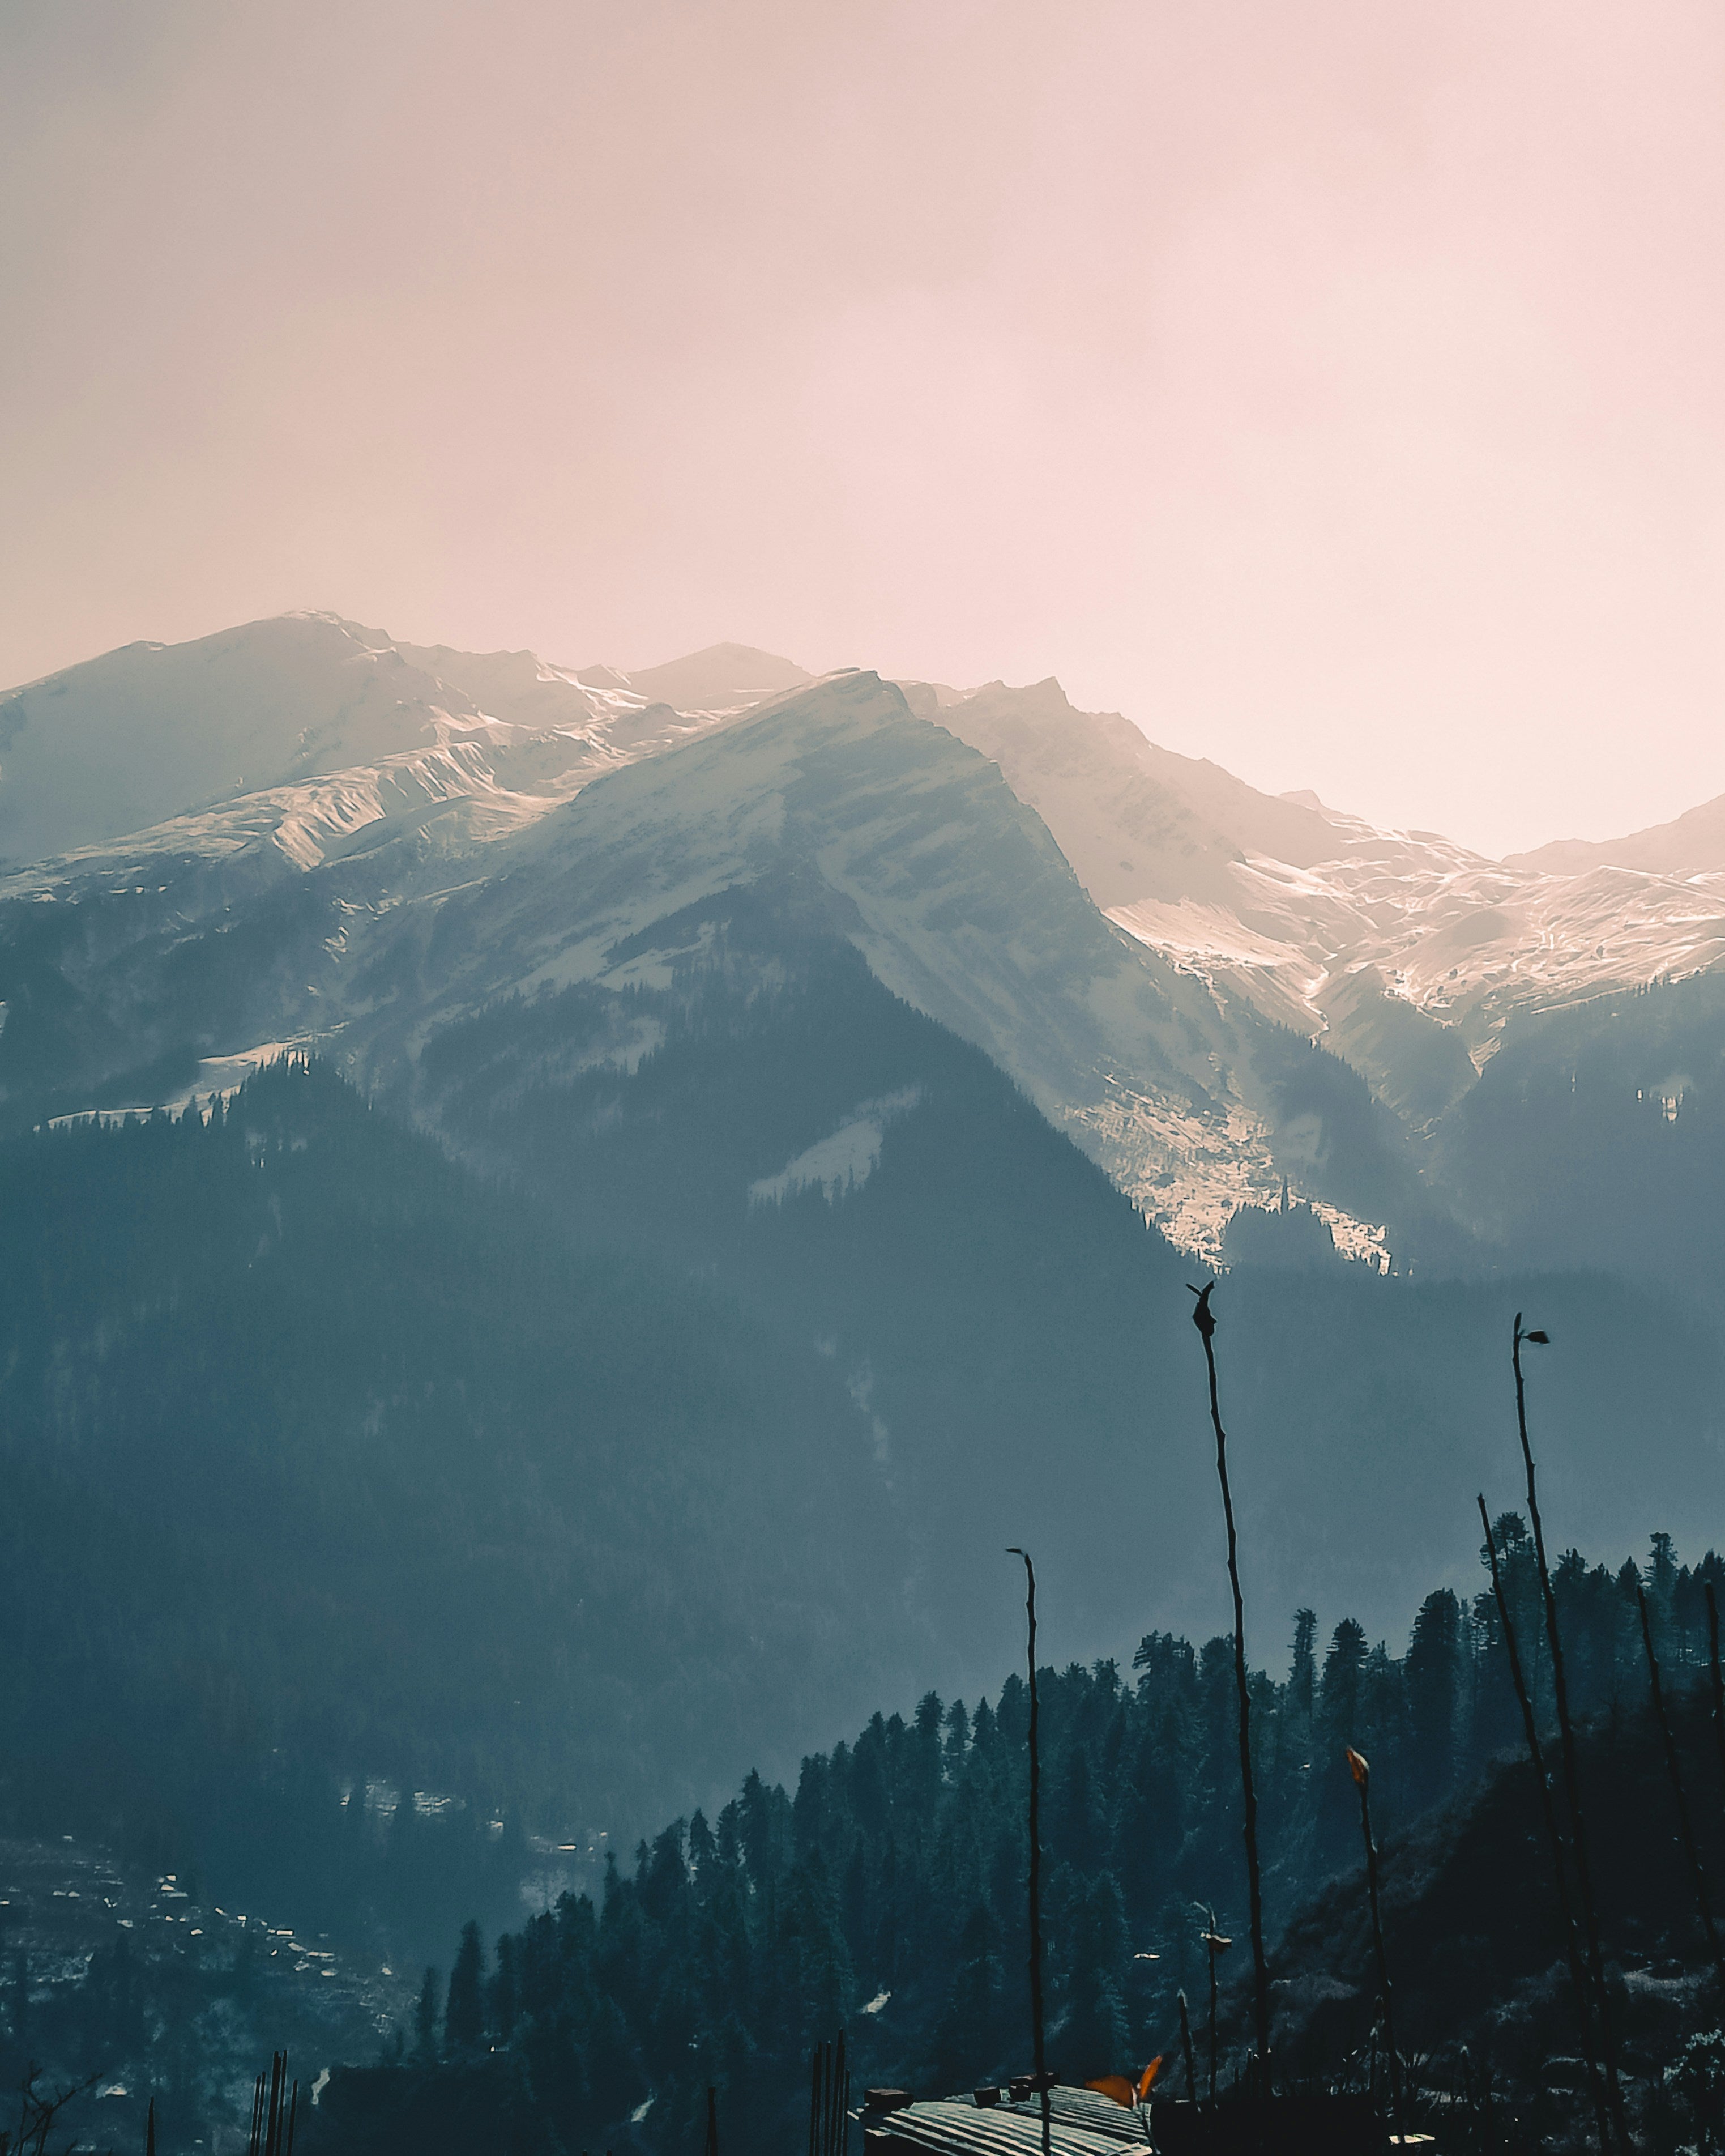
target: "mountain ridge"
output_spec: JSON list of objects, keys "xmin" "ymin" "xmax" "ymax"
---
[
  {"xmin": 0, "ymin": 655, "xmax": 1411, "ymax": 1258},
  {"xmin": 11, "ymin": 613, "xmax": 1725, "ymax": 1281},
  {"xmin": 1506, "ymin": 787, "xmax": 1725, "ymax": 877}
]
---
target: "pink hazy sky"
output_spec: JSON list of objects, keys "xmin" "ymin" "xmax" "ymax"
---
[{"xmin": 3, "ymin": 1, "xmax": 1722, "ymax": 857}]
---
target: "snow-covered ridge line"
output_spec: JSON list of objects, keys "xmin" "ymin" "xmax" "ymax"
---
[
  {"xmin": 10, "ymin": 616, "xmax": 1725, "ymax": 1268},
  {"xmin": 922, "ymin": 671, "xmax": 1725, "ymax": 1132},
  {"xmin": 1111, "ymin": 843, "xmax": 1725, "ymax": 1064}
]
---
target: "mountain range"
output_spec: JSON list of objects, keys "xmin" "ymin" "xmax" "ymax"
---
[
  {"xmin": 3, "ymin": 612, "xmax": 1723, "ymax": 1924},
  {"xmin": 6, "ymin": 612, "xmax": 1725, "ymax": 1270}
]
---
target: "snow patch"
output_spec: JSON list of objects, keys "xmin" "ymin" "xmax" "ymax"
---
[
  {"xmin": 1066, "ymin": 1078, "xmax": 1391, "ymax": 1268},
  {"xmin": 44, "ymin": 1040, "xmax": 317, "ymax": 1130},
  {"xmin": 748, "ymin": 1087, "xmax": 923, "ymax": 1207}
]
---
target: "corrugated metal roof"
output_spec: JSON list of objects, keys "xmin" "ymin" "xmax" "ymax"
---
[
  {"xmin": 865, "ymin": 2091, "xmax": 1151, "ymax": 2156},
  {"xmin": 1018, "ymin": 2091, "xmax": 1155, "ymax": 2144},
  {"xmin": 866, "ymin": 2088, "xmax": 1396, "ymax": 2156}
]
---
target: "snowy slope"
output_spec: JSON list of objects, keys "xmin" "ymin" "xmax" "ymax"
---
[
  {"xmin": 0, "ymin": 670, "xmax": 1404, "ymax": 1257},
  {"xmin": 15, "ymin": 616, "xmax": 1725, "ymax": 1264},
  {"xmin": 337, "ymin": 670, "xmax": 1355, "ymax": 1255},
  {"xmin": 0, "ymin": 615, "xmax": 779, "ymax": 871},
  {"xmin": 930, "ymin": 675, "xmax": 1725, "ymax": 1129},
  {"xmin": 0, "ymin": 615, "xmax": 483, "ymax": 862}
]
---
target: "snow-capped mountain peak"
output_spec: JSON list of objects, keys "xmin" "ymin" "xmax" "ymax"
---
[
  {"xmin": 928, "ymin": 673, "xmax": 1725, "ymax": 1125},
  {"xmin": 10, "ymin": 615, "xmax": 1725, "ymax": 1275}
]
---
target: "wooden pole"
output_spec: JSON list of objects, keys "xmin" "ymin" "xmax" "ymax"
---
[
  {"xmin": 262, "ymin": 2053, "xmax": 281, "ymax": 2156},
  {"xmin": 1509, "ymin": 1318, "xmax": 1628, "ymax": 2151},
  {"xmin": 1345, "ymin": 1749, "xmax": 1406, "ymax": 2146},
  {"xmin": 1177, "ymin": 1989, "xmax": 1198, "ymax": 2106},
  {"xmin": 1007, "ymin": 1548, "xmax": 1051, "ymax": 2156},
  {"xmin": 1706, "ymin": 1584, "xmax": 1725, "ymax": 1800},
  {"xmin": 1188, "ymin": 1284, "xmax": 1271, "ymax": 2080},
  {"xmin": 1478, "ymin": 1495, "xmax": 1611, "ymax": 2156}
]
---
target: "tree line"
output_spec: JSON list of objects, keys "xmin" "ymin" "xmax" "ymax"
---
[{"xmin": 309, "ymin": 1525, "xmax": 1724, "ymax": 2156}]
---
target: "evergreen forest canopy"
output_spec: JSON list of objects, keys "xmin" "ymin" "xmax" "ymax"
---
[{"xmin": 311, "ymin": 1526, "xmax": 1725, "ymax": 2156}]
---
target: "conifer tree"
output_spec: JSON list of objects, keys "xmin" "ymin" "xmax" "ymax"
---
[
  {"xmin": 1288, "ymin": 1609, "xmax": 1317, "ymax": 1724},
  {"xmin": 1406, "ymin": 1590, "xmax": 1464, "ymax": 1796},
  {"xmin": 445, "ymin": 1921, "xmax": 484, "ymax": 2051}
]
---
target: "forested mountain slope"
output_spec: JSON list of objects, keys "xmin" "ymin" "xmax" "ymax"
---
[
  {"xmin": 6, "ymin": 976, "xmax": 1716, "ymax": 1941},
  {"xmin": 1, "ymin": 652, "xmax": 1719, "ymax": 1878},
  {"xmin": 1420, "ymin": 970, "xmax": 1725, "ymax": 1297},
  {"xmin": 391, "ymin": 901, "xmax": 1724, "ymax": 1645},
  {"xmin": 0, "ymin": 1058, "xmax": 908, "ymax": 1857},
  {"xmin": 308, "ymin": 1526, "xmax": 1725, "ymax": 2156}
]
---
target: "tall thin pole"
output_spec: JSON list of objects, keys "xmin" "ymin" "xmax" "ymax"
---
[
  {"xmin": 1176, "ymin": 1991, "xmax": 1198, "ymax": 2105},
  {"xmin": 705, "ymin": 2085, "xmax": 719, "ymax": 2156},
  {"xmin": 1007, "ymin": 1548, "xmax": 1051, "ymax": 2156},
  {"xmin": 1636, "ymin": 1583, "xmax": 1725, "ymax": 2002},
  {"xmin": 1510, "ymin": 1318, "xmax": 1627, "ymax": 2149},
  {"xmin": 1345, "ymin": 1749, "xmax": 1406, "ymax": 2146},
  {"xmin": 262, "ymin": 2055, "xmax": 280, "ymax": 2156},
  {"xmin": 1188, "ymin": 1283, "xmax": 1271, "ymax": 2078},
  {"xmin": 1479, "ymin": 1497, "xmax": 1611, "ymax": 2156},
  {"xmin": 1706, "ymin": 1584, "xmax": 1725, "ymax": 1799}
]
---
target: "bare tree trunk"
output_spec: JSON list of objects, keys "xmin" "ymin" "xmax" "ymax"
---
[
  {"xmin": 1188, "ymin": 1284, "xmax": 1271, "ymax": 2082},
  {"xmin": 1346, "ymin": 1748, "xmax": 1406, "ymax": 2146},
  {"xmin": 1009, "ymin": 1548, "xmax": 1051, "ymax": 2156},
  {"xmin": 1509, "ymin": 1318, "xmax": 1628, "ymax": 2151},
  {"xmin": 1706, "ymin": 1583, "xmax": 1725, "ymax": 1801},
  {"xmin": 1479, "ymin": 1495, "xmax": 1612, "ymax": 2156},
  {"xmin": 1177, "ymin": 1989, "xmax": 1198, "ymax": 2104}
]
